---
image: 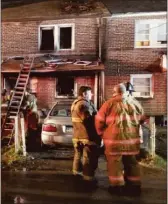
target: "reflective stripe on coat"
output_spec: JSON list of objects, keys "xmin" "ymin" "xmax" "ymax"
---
[{"xmin": 95, "ymin": 94, "xmax": 144, "ymax": 155}]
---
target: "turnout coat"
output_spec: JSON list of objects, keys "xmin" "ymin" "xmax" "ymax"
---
[
  {"xmin": 71, "ymin": 96, "xmax": 101, "ymax": 146},
  {"xmin": 95, "ymin": 93, "xmax": 144, "ymax": 155}
]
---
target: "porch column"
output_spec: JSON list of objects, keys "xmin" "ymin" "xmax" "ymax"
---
[
  {"xmin": 100, "ymin": 70, "xmax": 105, "ymax": 106},
  {"xmin": 149, "ymin": 116, "xmax": 156, "ymax": 157},
  {"xmin": 94, "ymin": 73, "xmax": 98, "ymax": 109}
]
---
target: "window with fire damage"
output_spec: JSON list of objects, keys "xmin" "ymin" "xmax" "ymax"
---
[
  {"xmin": 135, "ymin": 19, "xmax": 167, "ymax": 48},
  {"xmin": 4, "ymin": 76, "xmax": 17, "ymax": 92},
  {"xmin": 39, "ymin": 24, "xmax": 75, "ymax": 51},
  {"xmin": 59, "ymin": 27, "xmax": 72, "ymax": 49},
  {"xmin": 56, "ymin": 76, "xmax": 76, "ymax": 98},
  {"xmin": 40, "ymin": 27, "xmax": 54, "ymax": 51},
  {"xmin": 130, "ymin": 74, "xmax": 153, "ymax": 98}
]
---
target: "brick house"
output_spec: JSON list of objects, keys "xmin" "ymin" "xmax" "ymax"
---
[
  {"xmin": 1, "ymin": 0, "xmax": 167, "ymax": 125},
  {"xmin": 103, "ymin": 12, "xmax": 167, "ymax": 125},
  {"xmin": 1, "ymin": 1, "xmax": 110, "ymax": 110}
]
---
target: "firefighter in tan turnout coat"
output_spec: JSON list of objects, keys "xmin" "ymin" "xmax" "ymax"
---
[
  {"xmin": 71, "ymin": 86, "xmax": 101, "ymax": 182},
  {"xmin": 95, "ymin": 83, "xmax": 145, "ymax": 195}
]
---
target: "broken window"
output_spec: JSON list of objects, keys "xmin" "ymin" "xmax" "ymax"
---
[
  {"xmin": 4, "ymin": 76, "xmax": 17, "ymax": 92},
  {"xmin": 40, "ymin": 27, "xmax": 54, "ymax": 51},
  {"xmin": 39, "ymin": 24, "xmax": 74, "ymax": 51},
  {"xmin": 56, "ymin": 76, "xmax": 75, "ymax": 97},
  {"xmin": 59, "ymin": 27, "xmax": 72, "ymax": 49}
]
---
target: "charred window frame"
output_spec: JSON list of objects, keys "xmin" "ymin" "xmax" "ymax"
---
[
  {"xmin": 4, "ymin": 76, "xmax": 17, "ymax": 92},
  {"xmin": 39, "ymin": 26, "xmax": 55, "ymax": 51},
  {"xmin": 39, "ymin": 24, "xmax": 75, "ymax": 51},
  {"xmin": 57, "ymin": 24, "xmax": 75, "ymax": 50},
  {"xmin": 55, "ymin": 76, "xmax": 77, "ymax": 98}
]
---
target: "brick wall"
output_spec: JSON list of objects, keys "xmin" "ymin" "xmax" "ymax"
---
[
  {"xmin": 2, "ymin": 18, "xmax": 98, "ymax": 57},
  {"xmin": 105, "ymin": 72, "xmax": 167, "ymax": 116},
  {"xmin": 35, "ymin": 75, "xmax": 95, "ymax": 109},
  {"xmin": 36, "ymin": 77, "xmax": 56, "ymax": 109},
  {"xmin": 104, "ymin": 14, "xmax": 167, "ymax": 115}
]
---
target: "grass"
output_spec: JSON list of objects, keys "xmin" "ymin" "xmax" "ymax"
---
[
  {"xmin": 152, "ymin": 154, "xmax": 167, "ymax": 169},
  {"xmin": 2, "ymin": 145, "xmax": 25, "ymax": 167},
  {"xmin": 140, "ymin": 154, "xmax": 167, "ymax": 170}
]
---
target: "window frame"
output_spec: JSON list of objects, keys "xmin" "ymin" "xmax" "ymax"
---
[
  {"xmin": 130, "ymin": 74, "xmax": 154, "ymax": 98},
  {"xmin": 55, "ymin": 77, "xmax": 77, "ymax": 99},
  {"xmin": 38, "ymin": 23, "xmax": 75, "ymax": 51},
  {"xmin": 134, "ymin": 19, "xmax": 167, "ymax": 48},
  {"xmin": 57, "ymin": 24, "xmax": 75, "ymax": 51}
]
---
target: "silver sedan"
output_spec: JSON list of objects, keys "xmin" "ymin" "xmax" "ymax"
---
[{"xmin": 41, "ymin": 102, "xmax": 73, "ymax": 147}]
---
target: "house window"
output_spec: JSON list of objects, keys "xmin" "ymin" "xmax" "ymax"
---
[
  {"xmin": 40, "ymin": 27, "xmax": 55, "ymax": 51},
  {"xmin": 130, "ymin": 74, "xmax": 153, "ymax": 98},
  {"xmin": 59, "ymin": 27, "xmax": 72, "ymax": 49},
  {"xmin": 56, "ymin": 76, "xmax": 77, "ymax": 98},
  {"xmin": 135, "ymin": 20, "xmax": 167, "ymax": 48},
  {"xmin": 39, "ymin": 24, "xmax": 75, "ymax": 51},
  {"xmin": 4, "ymin": 76, "xmax": 17, "ymax": 92}
]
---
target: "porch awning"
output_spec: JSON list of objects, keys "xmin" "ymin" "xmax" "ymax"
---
[{"xmin": 1, "ymin": 57, "xmax": 104, "ymax": 73}]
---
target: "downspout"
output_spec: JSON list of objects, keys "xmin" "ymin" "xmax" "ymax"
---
[
  {"xmin": 98, "ymin": 17, "xmax": 102, "ymax": 60},
  {"xmin": 97, "ymin": 17, "xmax": 105, "ymax": 107}
]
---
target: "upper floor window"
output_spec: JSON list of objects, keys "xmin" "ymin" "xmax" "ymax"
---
[
  {"xmin": 130, "ymin": 74, "xmax": 153, "ymax": 98},
  {"xmin": 39, "ymin": 24, "xmax": 75, "ymax": 51},
  {"xmin": 135, "ymin": 19, "xmax": 167, "ymax": 48}
]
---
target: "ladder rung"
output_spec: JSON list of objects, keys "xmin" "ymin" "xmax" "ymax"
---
[
  {"xmin": 10, "ymin": 106, "xmax": 19, "ymax": 109},
  {"xmin": 6, "ymin": 122, "xmax": 14, "ymax": 125},
  {"xmin": 17, "ymin": 83, "xmax": 25, "ymax": 86},
  {"xmin": 4, "ymin": 128, "xmax": 13, "ymax": 131},
  {"xmin": 11, "ymin": 100, "xmax": 20, "ymax": 103},
  {"xmin": 20, "ymin": 74, "xmax": 28, "ymax": 77},
  {"xmin": 15, "ymin": 87, "xmax": 24, "ymax": 90},
  {"xmin": 10, "ymin": 111, "xmax": 17, "ymax": 114},
  {"xmin": 13, "ymin": 96, "xmax": 22, "ymax": 99},
  {"xmin": 19, "ymin": 79, "xmax": 27, "ymax": 82},
  {"xmin": 9, "ymin": 116, "xmax": 16, "ymax": 119}
]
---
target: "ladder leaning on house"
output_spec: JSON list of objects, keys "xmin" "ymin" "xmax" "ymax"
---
[{"xmin": 1, "ymin": 56, "xmax": 34, "ymax": 145}]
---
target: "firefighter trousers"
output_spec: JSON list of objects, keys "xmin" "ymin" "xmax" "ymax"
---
[
  {"xmin": 72, "ymin": 142, "xmax": 99, "ymax": 180},
  {"xmin": 106, "ymin": 154, "xmax": 141, "ymax": 186}
]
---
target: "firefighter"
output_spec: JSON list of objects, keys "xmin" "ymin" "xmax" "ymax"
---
[
  {"xmin": 95, "ymin": 83, "xmax": 145, "ymax": 196},
  {"xmin": 23, "ymin": 91, "xmax": 39, "ymax": 151},
  {"xmin": 71, "ymin": 86, "xmax": 101, "ymax": 184},
  {"xmin": 1, "ymin": 89, "xmax": 8, "ymax": 104}
]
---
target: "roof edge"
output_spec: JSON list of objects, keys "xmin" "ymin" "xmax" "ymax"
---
[
  {"xmin": 108, "ymin": 11, "xmax": 167, "ymax": 18},
  {"xmin": 2, "ymin": 12, "xmax": 110, "ymax": 22}
]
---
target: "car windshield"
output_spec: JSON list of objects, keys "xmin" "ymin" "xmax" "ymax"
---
[{"xmin": 50, "ymin": 104, "xmax": 71, "ymax": 117}]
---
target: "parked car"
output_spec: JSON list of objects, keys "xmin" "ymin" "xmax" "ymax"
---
[{"xmin": 41, "ymin": 101, "xmax": 73, "ymax": 147}]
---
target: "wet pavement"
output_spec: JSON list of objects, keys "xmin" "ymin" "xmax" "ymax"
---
[{"xmin": 2, "ymin": 156, "xmax": 167, "ymax": 204}]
